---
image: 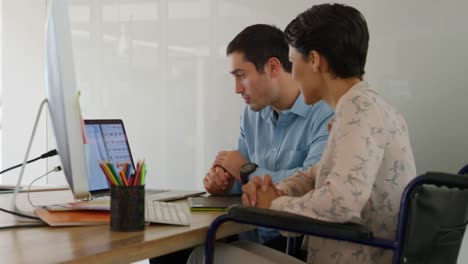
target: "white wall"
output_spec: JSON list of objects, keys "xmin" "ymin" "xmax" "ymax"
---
[
  {"xmin": 0, "ymin": 0, "xmax": 3, "ymax": 172},
  {"xmin": 1, "ymin": 0, "xmax": 47, "ymax": 185},
  {"xmin": 2, "ymin": 0, "xmax": 468, "ymax": 260},
  {"xmin": 64, "ymin": 0, "xmax": 318, "ymax": 190}
]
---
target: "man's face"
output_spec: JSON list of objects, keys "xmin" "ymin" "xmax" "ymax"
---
[
  {"xmin": 228, "ymin": 52, "xmax": 276, "ymax": 112},
  {"xmin": 288, "ymin": 46, "xmax": 322, "ymax": 105}
]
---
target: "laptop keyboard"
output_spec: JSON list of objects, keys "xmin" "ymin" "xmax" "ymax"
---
[{"xmin": 145, "ymin": 201, "xmax": 190, "ymax": 226}]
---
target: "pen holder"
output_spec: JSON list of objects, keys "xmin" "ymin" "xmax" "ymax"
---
[{"xmin": 110, "ymin": 185, "xmax": 145, "ymax": 232}]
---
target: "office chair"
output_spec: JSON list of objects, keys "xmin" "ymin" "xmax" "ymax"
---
[
  {"xmin": 205, "ymin": 172, "xmax": 468, "ymax": 264},
  {"xmin": 459, "ymin": 164, "xmax": 468, "ymax": 175}
]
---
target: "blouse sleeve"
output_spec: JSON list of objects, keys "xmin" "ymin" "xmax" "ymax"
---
[{"xmin": 275, "ymin": 166, "xmax": 316, "ymax": 197}]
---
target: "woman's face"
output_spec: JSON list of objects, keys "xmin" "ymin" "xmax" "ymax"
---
[{"xmin": 288, "ymin": 46, "xmax": 323, "ymax": 105}]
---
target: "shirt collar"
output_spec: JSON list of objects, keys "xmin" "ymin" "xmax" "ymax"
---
[
  {"xmin": 260, "ymin": 93, "xmax": 309, "ymax": 120},
  {"xmin": 289, "ymin": 93, "xmax": 309, "ymax": 118}
]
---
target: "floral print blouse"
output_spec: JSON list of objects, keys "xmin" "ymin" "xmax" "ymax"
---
[{"xmin": 271, "ymin": 81, "xmax": 417, "ymax": 264}]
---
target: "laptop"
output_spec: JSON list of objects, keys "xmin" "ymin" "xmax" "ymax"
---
[{"xmin": 84, "ymin": 119, "xmax": 205, "ymax": 201}]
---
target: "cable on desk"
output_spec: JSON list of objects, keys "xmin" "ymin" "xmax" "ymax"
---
[
  {"xmin": 0, "ymin": 207, "xmax": 41, "ymax": 220},
  {"xmin": 0, "ymin": 223, "xmax": 47, "ymax": 230},
  {"xmin": 0, "ymin": 166, "xmax": 61, "ymax": 221},
  {"xmin": 27, "ymin": 166, "xmax": 62, "ymax": 208}
]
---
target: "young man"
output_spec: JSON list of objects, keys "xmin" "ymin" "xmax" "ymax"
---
[
  {"xmin": 189, "ymin": 4, "xmax": 416, "ymax": 264},
  {"xmin": 203, "ymin": 24, "xmax": 333, "ymax": 246}
]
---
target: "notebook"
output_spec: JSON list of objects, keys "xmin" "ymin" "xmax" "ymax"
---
[
  {"xmin": 187, "ymin": 195, "xmax": 243, "ymax": 211},
  {"xmin": 84, "ymin": 119, "xmax": 205, "ymax": 201}
]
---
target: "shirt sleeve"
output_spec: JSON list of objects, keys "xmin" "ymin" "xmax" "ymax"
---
[
  {"xmin": 228, "ymin": 111, "xmax": 249, "ymax": 194},
  {"xmin": 271, "ymin": 99, "xmax": 385, "ymax": 223}
]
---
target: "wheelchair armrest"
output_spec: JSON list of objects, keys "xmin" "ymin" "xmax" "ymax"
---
[
  {"xmin": 425, "ymin": 172, "xmax": 468, "ymax": 188},
  {"xmin": 228, "ymin": 205, "xmax": 373, "ymax": 240}
]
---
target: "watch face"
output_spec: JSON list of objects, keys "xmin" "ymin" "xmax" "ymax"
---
[
  {"xmin": 242, "ymin": 163, "xmax": 256, "ymax": 172},
  {"xmin": 241, "ymin": 162, "xmax": 257, "ymax": 174},
  {"xmin": 241, "ymin": 162, "xmax": 257, "ymax": 184}
]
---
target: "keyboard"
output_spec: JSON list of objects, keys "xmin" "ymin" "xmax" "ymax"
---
[{"xmin": 145, "ymin": 200, "xmax": 190, "ymax": 226}]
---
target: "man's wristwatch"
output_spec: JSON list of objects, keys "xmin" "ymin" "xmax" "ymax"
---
[{"xmin": 240, "ymin": 162, "xmax": 258, "ymax": 184}]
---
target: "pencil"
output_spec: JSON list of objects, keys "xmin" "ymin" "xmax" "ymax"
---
[
  {"xmin": 98, "ymin": 161, "xmax": 116, "ymax": 186},
  {"xmin": 125, "ymin": 163, "xmax": 132, "ymax": 182},
  {"xmin": 99, "ymin": 161, "xmax": 118, "ymax": 186},
  {"xmin": 108, "ymin": 162, "xmax": 122, "ymax": 186},
  {"xmin": 141, "ymin": 161, "xmax": 147, "ymax": 186},
  {"xmin": 134, "ymin": 161, "xmax": 142, "ymax": 186},
  {"xmin": 128, "ymin": 171, "xmax": 134, "ymax": 186},
  {"xmin": 119, "ymin": 170, "xmax": 129, "ymax": 186},
  {"xmin": 104, "ymin": 162, "xmax": 120, "ymax": 186}
]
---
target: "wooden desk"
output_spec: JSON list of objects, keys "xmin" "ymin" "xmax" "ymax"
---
[{"xmin": 0, "ymin": 190, "xmax": 252, "ymax": 263}]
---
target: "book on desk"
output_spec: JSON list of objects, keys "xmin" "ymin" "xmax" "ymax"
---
[
  {"xmin": 35, "ymin": 201, "xmax": 111, "ymax": 226},
  {"xmin": 34, "ymin": 208, "xmax": 110, "ymax": 226}
]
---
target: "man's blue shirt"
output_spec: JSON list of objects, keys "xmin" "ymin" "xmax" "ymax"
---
[
  {"xmin": 230, "ymin": 94, "xmax": 333, "ymax": 193},
  {"xmin": 229, "ymin": 94, "xmax": 334, "ymax": 243}
]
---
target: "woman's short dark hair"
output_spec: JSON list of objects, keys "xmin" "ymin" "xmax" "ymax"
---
[
  {"xmin": 285, "ymin": 4, "xmax": 369, "ymax": 79},
  {"xmin": 226, "ymin": 24, "xmax": 292, "ymax": 73}
]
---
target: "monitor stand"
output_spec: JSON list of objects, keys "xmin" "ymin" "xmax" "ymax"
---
[{"xmin": 10, "ymin": 99, "xmax": 48, "ymax": 222}]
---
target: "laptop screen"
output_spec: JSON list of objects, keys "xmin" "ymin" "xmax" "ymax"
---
[{"xmin": 84, "ymin": 119, "xmax": 135, "ymax": 193}]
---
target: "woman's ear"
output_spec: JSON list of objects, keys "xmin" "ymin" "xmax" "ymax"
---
[
  {"xmin": 309, "ymin": 50, "xmax": 321, "ymax": 72},
  {"xmin": 309, "ymin": 50, "xmax": 331, "ymax": 75}
]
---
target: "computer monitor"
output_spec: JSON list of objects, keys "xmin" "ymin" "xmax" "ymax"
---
[
  {"xmin": 10, "ymin": 0, "xmax": 90, "ymax": 219},
  {"xmin": 45, "ymin": 0, "xmax": 90, "ymax": 199}
]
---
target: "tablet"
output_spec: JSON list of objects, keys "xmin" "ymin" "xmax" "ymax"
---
[{"xmin": 187, "ymin": 196, "xmax": 243, "ymax": 211}]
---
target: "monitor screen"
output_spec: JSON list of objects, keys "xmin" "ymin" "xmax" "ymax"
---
[{"xmin": 45, "ymin": 0, "xmax": 90, "ymax": 199}]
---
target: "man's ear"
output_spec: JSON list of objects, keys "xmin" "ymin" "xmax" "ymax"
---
[{"xmin": 265, "ymin": 57, "xmax": 281, "ymax": 77}]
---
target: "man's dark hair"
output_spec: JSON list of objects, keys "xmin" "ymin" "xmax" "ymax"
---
[
  {"xmin": 284, "ymin": 4, "xmax": 369, "ymax": 79},
  {"xmin": 226, "ymin": 24, "xmax": 292, "ymax": 73}
]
